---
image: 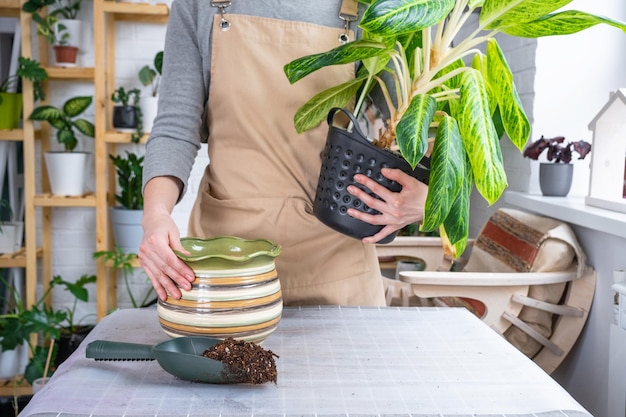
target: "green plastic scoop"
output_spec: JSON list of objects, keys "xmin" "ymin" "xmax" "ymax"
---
[{"xmin": 86, "ymin": 336, "xmax": 236, "ymax": 384}]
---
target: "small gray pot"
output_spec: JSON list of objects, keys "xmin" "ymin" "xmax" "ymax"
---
[{"xmin": 539, "ymin": 163, "xmax": 573, "ymax": 197}]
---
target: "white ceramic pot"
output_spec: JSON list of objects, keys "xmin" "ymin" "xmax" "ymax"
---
[
  {"xmin": 0, "ymin": 343, "xmax": 28, "ymax": 380},
  {"xmin": 109, "ymin": 207, "xmax": 143, "ymax": 254},
  {"xmin": 139, "ymin": 95, "xmax": 158, "ymax": 133},
  {"xmin": 44, "ymin": 152, "xmax": 89, "ymax": 196},
  {"xmin": 157, "ymin": 237, "xmax": 283, "ymax": 343},
  {"xmin": 0, "ymin": 221, "xmax": 24, "ymax": 253},
  {"xmin": 55, "ymin": 19, "xmax": 91, "ymax": 52}
]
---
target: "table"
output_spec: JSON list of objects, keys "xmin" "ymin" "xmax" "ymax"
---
[{"xmin": 19, "ymin": 306, "xmax": 591, "ymax": 417}]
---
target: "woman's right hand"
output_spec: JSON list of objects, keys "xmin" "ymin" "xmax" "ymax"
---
[{"xmin": 139, "ymin": 177, "xmax": 196, "ymax": 301}]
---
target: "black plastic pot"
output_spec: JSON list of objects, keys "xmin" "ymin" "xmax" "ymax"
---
[
  {"xmin": 55, "ymin": 325, "xmax": 94, "ymax": 367},
  {"xmin": 112, "ymin": 105, "xmax": 138, "ymax": 130},
  {"xmin": 314, "ymin": 108, "xmax": 430, "ymax": 244}
]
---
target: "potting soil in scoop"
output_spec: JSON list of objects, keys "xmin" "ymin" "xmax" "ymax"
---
[{"xmin": 202, "ymin": 337, "xmax": 278, "ymax": 384}]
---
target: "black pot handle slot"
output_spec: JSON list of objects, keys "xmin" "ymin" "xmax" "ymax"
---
[{"xmin": 327, "ymin": 107, "xmax": 369, "ymax": 142}]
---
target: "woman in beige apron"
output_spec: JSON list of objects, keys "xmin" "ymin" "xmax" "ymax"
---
[{"xmin": 140, "ymin": 0, "xmax": 428, "ymax": 306}]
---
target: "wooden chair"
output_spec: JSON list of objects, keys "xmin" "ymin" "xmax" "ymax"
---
[{"xmin": 376, "ymin": 209, "xmax": 596, "ymax": 375}]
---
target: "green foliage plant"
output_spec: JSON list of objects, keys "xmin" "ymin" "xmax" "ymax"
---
[
  {"xmin": 0, "ymin": 274, "xmax": 96, "ymax": 383},
  {"xmin": 93, "ymin": 246, "xmax": 155, "ymax": 308},
  {"xmin": 111, "ymin": 86, "xmax": 140, "ymax": 107},
  {"xmin": 29, "ymin": 96, "xmax": 95, "ymax": 152},
  {"xmin": 284, "ymin": 0, "xmax": 626, "ymax": 258},
  {"xmin": 32, "ymin": 14, "xmax": 70, "ymax": 46},
  {"xmin": 138, "ymin": 51, "xmax": 163, "ymax": 97},
  {"xmin": 22, "ymin": 0, "xmax": 84, "ymax": 20},
  {"xmin": 109, "ymin": 151, "xmax": 144, "ymax": 210},
  {"xmin": 111, "ymin": 87, "xmax": 143, "ymax": 143},
  {"xmin": 0, "ymin": 56, "xmax": 48, "ymax": 105}
]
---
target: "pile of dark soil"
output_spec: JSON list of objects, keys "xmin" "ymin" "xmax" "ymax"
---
[{"xmin": 202, "ymin": 337, "xmax": 278, "ymax": 384}]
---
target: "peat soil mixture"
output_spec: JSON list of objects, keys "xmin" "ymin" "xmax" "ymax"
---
[{"xmin": 202, "ymin": 337, "xmax": 279, "ymax": 384}]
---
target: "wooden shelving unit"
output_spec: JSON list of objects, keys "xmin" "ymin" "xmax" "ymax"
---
[
  {"xmin": 93, "ymin": 0, "xmax": 169, "ymax": 318},
  {"xmin": 0, "ymin": 0, "xmax": 39, "ymax": 396}
]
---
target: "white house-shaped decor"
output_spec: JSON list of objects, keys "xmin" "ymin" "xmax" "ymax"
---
[{"xmin": 586, "ymin": 88, "xmax": 626, "ymax": 213}]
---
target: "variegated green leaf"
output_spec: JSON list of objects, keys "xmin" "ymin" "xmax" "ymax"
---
[
  {"xmin": 435, "ymin": 58, "xmax": 464, "ymax": 90},
  {"xmin": 486, "ymin": 39, "xmax": 529, "ymax": 150},
  {"xmin": 396, "ymin": 94, "xmax": 435, "ymax": 168},
  {"xmin": 57, "ymin": 129, "xmax": 77, "ymax": 152},
  {"xmin": 480, "ymin": 0, "xmax": 573, "ymax": 30},
  {"xmin": 458, "ymin": 69, "xmax": 507, "ymax": 204},
  {"xmin": 50, "ymin": 118, "xmax": 67, "ymax": 130},
  {"xmin": 63, "ymin": 96, "xmax": 92, "ymax": 118},
  {"xmin": 503, "ymin": 11, "xmax": 626, "ymax": 37},
  {"xmin": 294, "ymin": 78, "xmax": 365, "ymax": 133},
  {"xmin": 73, "ymin": 119, "xmax": 95, "ymax": 138},
  {"xmin": 468, "ymin": 0, "xmax": 485, "ymax": 8},
  {"xmin": 29, "ymin": 105, "xmax": 63, "ymax": 122},
  {"xmin": 471, "ymin": 53, "xmax": 497, "ymax": 114},
  {"xmin": 397, "ymin": 32, "xmax": 423, "ymax": 79},
  {"xmin": 442, "ymin": 164, "xmax": 472, "ymax": 256},
  {"xmin": 361, "ymin": 0, "xmax": 455, "ymax": 36},
  {"xmin": 421, "ymin": 115, "xmax": 464, "ymax": 231},
  {"xmin": 284, "ymin": 40, "xmax": 391, "ymax": 84},
  {"xmin": 361, "ymin": 32, "xmax": 394, "ymax": 76}
]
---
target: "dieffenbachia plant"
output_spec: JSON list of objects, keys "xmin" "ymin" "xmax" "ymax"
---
[{"xmin": 284, "ymin": 0, "xmax": 626, "ymax": 257}]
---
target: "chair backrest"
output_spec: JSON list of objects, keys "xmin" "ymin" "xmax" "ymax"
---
[{"xmin": 377, "ymin": 209, "xmax": 596, "ymax": 374}]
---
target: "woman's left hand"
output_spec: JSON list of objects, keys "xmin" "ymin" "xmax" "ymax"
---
[{"xmin": 346, "ymin": 167, "xmax": 428, "ymax": 243}]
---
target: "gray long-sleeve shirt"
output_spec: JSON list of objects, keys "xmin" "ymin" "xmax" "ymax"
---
[{"xmin": 143, "ymin": 0, "xmax": 363, "ymax": 201}]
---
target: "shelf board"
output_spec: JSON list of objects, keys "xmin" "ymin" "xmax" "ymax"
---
[
  {"xmin": 0, "ymin": 376, "xmax": 31, "ymax": 397},
  {"xmin": 45, "ymin": 66, "xmax": 95, "ymax": 80},
  {"xmin": 0, "ymin": 247, "xmax": 43, "ymax": 268},
  {"xmin": 0, "ymin": 0, "xmax": 20, "ymax": 17},
  {"xmin": 103, "ymin": 1, "xmax": 169, "ymax": 22},
  {"xmin": 33, "ymin": 193, "xmax": 97, "ymax": 207},
  {"xmin": 105, "ymin": 131, "xmax": 149, "ymax": 144},
  {"xmin": 0, "ymin": 129, "xmax": 24, "ymax": 141}
]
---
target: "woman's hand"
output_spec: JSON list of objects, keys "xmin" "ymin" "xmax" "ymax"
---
[
  {"xmin": 346, "ymin": 167, "xmax": 428, "ymax": 243},
  {"xmin": 139, "ymin": 177, "xmax": 196, "ymax": 301}
]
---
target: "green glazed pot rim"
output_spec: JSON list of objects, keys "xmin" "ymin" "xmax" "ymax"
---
[{"xmin": 175, "ymin": 236, "xmax": 281, "ymax": 263}]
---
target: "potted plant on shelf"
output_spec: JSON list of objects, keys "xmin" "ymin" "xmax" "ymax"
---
[
  {"xmin": 0, "ymin": 56, "xmax": 48, "ymax": 129},
  {"xmin": 0, "ymin": 273, "xmax": 96, "ymax": 384},
  {"xmin": 23, "ymin": 0, "xmax": 90, "ymax": 65},
  {"xmin": 28, "ymin": 95, "xmax": 95, "ymax": 196},
  {"xmin": 111, "ymin": 86, "xmax": 143, "ymax": 143},
  {"xmin": 31, "ymin": 14, "xmax": 77, "ymax": 67},
  {"xmin": 108, "ymin": 151, "xmax": 144, "ymax": 254},
  {"xmin": 0, "ymin": 199, "xmax": 23, "ymax": 254},
  {"xmin": 523, "ymin": 135, "xmax": 591, "ymax": 197},
  {"xmin": 284, "ymin": 0, "xmax": 626, "ymax": 258},
  {"xmin": 93, "ymin": 246, "xmax": 156, "ymax": 308},
  {"xmin": 138, "ymin": 50, "xmax": 163, "ymax": 133}
]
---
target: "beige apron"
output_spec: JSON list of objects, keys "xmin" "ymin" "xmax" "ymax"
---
[{"xmin": 188, "ymin": 5, "xmax": 385, "ymax": 306}]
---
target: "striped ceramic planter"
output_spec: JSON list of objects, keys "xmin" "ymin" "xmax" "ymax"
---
[{"xmin": 157, "ymin": 236, "xmax": 282, "ymax": 343}]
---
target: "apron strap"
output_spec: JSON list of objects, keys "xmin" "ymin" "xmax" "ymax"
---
[
  {"xmin": 211, "ymin": 0, "xmax": 232, "ymax": 31},
  {"xmin": 340, "ymin": 0, "xmax": 358, "ymax": 18},
  {"xmin": 339, "ymin": 0, "xmax": 359, "ymax": 43}
]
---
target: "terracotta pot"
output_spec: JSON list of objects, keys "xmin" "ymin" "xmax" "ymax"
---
[
  {"xmin": 157, "ymin": 236, "xmax": 283, "ymax": 343},
  {"xmin": 54, "ymin": 45, "xmax": 79, "ymax": 67},
  {"xmin": 314, "ymin": 108, "xmax": 430, "ymax": 244}
]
